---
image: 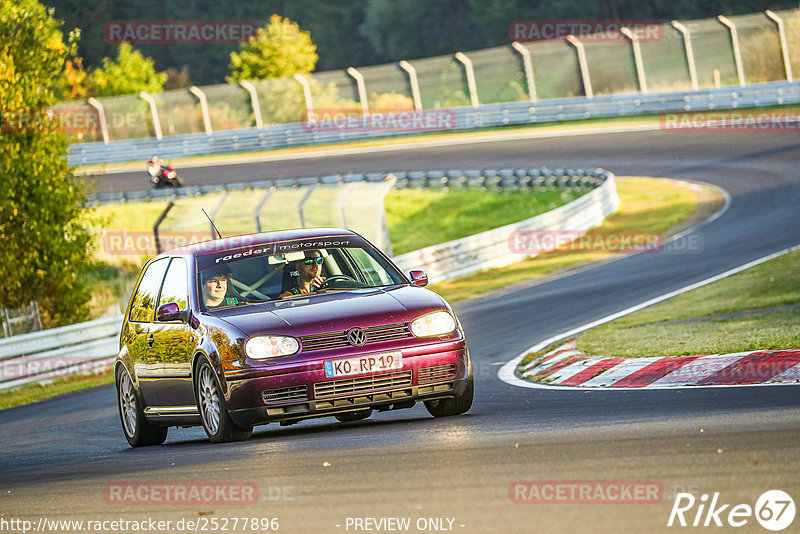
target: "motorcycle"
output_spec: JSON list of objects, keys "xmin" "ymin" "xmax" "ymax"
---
[{"xmin": 146, "ymin": 162, "xmax": 185, "ymax": 188}]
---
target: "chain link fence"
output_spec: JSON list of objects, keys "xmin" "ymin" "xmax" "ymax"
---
[{"xmin": 54, "ymin": 9, "xmax": 800, "ymax": 143}]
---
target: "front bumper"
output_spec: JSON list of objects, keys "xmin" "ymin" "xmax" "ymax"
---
[{"xmin": 224, "ymin": 340, "xmax": 469, "ymax": 428}]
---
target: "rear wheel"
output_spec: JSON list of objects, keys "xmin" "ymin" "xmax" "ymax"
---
[
  {"xmin": 424, "ymin": 362, "xmax": 473, "ymax": 417},
  {"xmin": 116, "ymin": 368, "xmax": 168, "ymax": 447},
  {"xmin": 196, "ymin": 361, "xmax": 252, "ymax": 443}
]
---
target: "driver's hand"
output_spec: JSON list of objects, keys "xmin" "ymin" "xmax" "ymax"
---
[{"xmin": 310, "ymin": 275, "xmax": 326, "ymax": 291}]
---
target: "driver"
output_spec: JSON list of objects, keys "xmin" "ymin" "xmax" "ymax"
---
[{"xmin": 280, "ymin": 250, "xmax": 326, "ymax": 297}]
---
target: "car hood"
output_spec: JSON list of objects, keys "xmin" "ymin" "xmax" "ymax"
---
[{"xmin": 211, "ymin": 285, "xmax": 448, "ymax": 336}]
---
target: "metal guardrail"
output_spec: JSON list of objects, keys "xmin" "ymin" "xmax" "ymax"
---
[
  {"xmin": 393, "ymin": 170, "xmax": 618, "ymax": 283},
  {"xmin": 0, "ymin": 316, "xmax": 121, "ymax": 391},
  {"xmin": 12, "ymin": 167, "xmax": 613, "ymax": 389},
  {"xmin": 70, "ymin": 81, "xmax": 800, "ymax": 167}
]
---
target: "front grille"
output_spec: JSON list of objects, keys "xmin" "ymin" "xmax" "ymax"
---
[
  {"xmin": 262, "ymin": 385, "xmax": 308, "ymax": 405},
  {"xmin": 300, "ymin": 322, "xmax": 411, "ymax": 351},
  {"xmin": 418, "ymin": 364, "xmax": 457, "ymax": 384},
  {"xmin": 314, "ymin": 370, "xmax": 413, "ymax": 399}
]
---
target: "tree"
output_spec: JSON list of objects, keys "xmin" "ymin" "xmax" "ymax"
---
[
  {"xmin": 227, "ymin": 15, "xmax": 317, "ymax": 82},
  {"xmin": 87, "ymin": 41, "xmax": 167, "ymax": 96},
  {"xmin": 0, "ymin": 0, "xmax": 94, "ymax": 326}
]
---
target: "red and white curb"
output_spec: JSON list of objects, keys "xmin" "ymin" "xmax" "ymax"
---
[{"xmin": 518, "ymin": 340, "xmax": 800, "ymax": 388}]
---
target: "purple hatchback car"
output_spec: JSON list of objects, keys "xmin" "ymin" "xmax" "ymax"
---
[{"xmin": 115, "ymin": 228, "xmax": 473, "ymax": 446}]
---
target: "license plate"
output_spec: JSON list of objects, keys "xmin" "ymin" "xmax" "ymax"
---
[{"xmin": 324, "ymin": 351, "xmax": 403, "ymax": 378}]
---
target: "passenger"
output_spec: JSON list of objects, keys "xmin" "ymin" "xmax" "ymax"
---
[
  {"xmin": 280, "ymin": 250, "xmax": 326, "ymax": 297},
  {"xmin": 201, "ymin": 266, "xmax": 232, "ymax": 308}
]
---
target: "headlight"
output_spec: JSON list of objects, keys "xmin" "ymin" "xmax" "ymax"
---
[
  {"xmin": 245, "ymin": 336, "xmax": 299, "ymax": 359},
  {"xmin": 410, "ymin": 311, "xmax": 456, "ymax": 337}
]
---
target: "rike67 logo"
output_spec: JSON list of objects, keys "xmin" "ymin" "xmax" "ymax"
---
[{"xmin": 668, "ymin": 490, "xmax": 795, "ymax": 530}]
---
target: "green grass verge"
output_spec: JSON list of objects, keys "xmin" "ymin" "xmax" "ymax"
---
[
  {"xmin": 428, "ymin": 177, "xmax": 702, "ymax": 303},
  {"xmin": 0, "ymin": 371, "xmax": 114, "ymax": 411},
  {"xmin": 386, "ymin": 188, "xmax": 589, "ymax": 255},
  {"xmin": 576, "ymin": 249, "xmax": 800, "ymax": 358}
]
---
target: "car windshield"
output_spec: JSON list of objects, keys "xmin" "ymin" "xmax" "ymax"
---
[{"xmin": 197, "ymin": 243, "xmax": 408, "ymax": 310}]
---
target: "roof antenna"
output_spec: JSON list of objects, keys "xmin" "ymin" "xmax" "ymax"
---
[{"xmin": 202, "ymin": 209, "xmax": 223, "ymax": 240}]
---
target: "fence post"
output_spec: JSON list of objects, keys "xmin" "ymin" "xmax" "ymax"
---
[
  {"xmin": 717, "ymin": 15, "xmax": 746, "ymax": 86},
  {"xmin": 566, "ymin": 35, "xmax": 593, "ymax": 99},
  {"xmin": 153, "ymin": 201, "xmax": 175, "ymax": 255},
  {"xmin": 511, "ymin": 42, "xmax": 537, "ymax": 101},
  {"xmin": 621, "ymin": 27, "xmax": 648, "ymax": 94},
  {"xmin": 346, "ymin": 67, "xmax": 370, "ymax": 115},
  {"xmin": 398, "ymin": 61, "xmax": 423, "ymax": 111},
  {"xmin": 189, "ymin": 86, "xmax": 213, "ymax": 135},
  {"xmin": 294, "ymin": 73, "xmax": 315, "ymax": 121},
  {"xmin": 138, "ymin": 91, "xmax": 163, "ymax": 140},
  {"xmin": 765, "ymin": 10, "xmax": 793, "ymax": 82},
  {"xmin": 239, "ymin": 80, "xmax": 264, "ymax": 129},
  {"xmin": 298, "ymin": 186, "xmax": 317, "ymax": 228},
  {"xmin": 671, "ymin": 21, "xmax": 699, "ymax": 90},
  {"xmin": 253, "ymin": 188, "xmax": 274, "ymax": 233},
  {"xmin": 86, "ymin": 97, "xmax": 110, "ymax": 144},
  {"xmin": 454, "ymin": 52, "xmax": 480, "ymax": 108}
]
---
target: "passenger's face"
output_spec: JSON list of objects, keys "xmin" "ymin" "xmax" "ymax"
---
[{"xmin": 203, "ymin": 275, "xmax": 228, "ymax": 303}]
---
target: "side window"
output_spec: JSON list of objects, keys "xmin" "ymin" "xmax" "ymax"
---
[
  {"xmin": 157, "ymin": 258, "xmax": 188, "ymax": 313},
  {"xmin": 129, "ymin": 258, "xmax": 169, "ymax": 323}
]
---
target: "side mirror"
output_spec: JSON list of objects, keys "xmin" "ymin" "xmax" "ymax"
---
[
  {"xmin": 409, "ymin": 270, "xmax": 428, "ymax": 287},
  {"xmin": 156, "ymin": 302, "xmax": 187, "ymax": 323}
]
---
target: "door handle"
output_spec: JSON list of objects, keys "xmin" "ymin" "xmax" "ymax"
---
[{"xmin": 147, "ymin": 334, "xmax": 154, "ymax": 347}]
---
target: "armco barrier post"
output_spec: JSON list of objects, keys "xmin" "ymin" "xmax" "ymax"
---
[
  {"xmin": 454, "ymin": 52, "xmax": 480, "ymax": 108},
  {"xmin": 622, "ymin": 27, "xmax": 648, "ymax": 94},
  {"xmin": 239, "ymin": 80, "xmax": 264, "ymax": 129},
  {"xmin": 398, "ymin": 61, "xmax": 423, "ymax": 111},
  {"xmin": 511, "ymin": 42, "xmax": 537, "ymax": 102},
  {"xmin": 189, "ymin": 86, "xmax": 213, "ymax": 135},
  {"xmin": 717, "ymin": 15, "xmax": 746, "ymax": 86},
  {"xmin": 138, "ymin": 91, "xmax": 163, "ymax": 140},
  {"xmin": 86, "ymin": 97, "xmax": 110, "ymax": 145},
  {"xmin": 671, "ymin": 21, "xmax": 699, "ymax": 90},
  {"xmin": 566, "ymin": 35, "xmax": 593, "ymax": 99},
  {"xmin": 765, "ymin": 10, "xmax": 793, "ymax": 82},
  {"xmin": 346, "ymin": 67, "xmax": 369, "ymax": 116}
]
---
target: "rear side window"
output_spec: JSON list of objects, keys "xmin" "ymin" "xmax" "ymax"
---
[
  {"xmin": 157, "ymin": 258, "xmax": 189, "ymax": 312},
  {"xmin": 129, "ymin": 258, "xmax": 169, "ymax": 322}
]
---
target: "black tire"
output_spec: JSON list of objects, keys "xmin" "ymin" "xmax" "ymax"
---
[
  {"xmin": 116, "ymin": 367, "xmax": 168, "ymax": 447},
  {"xmin": 195, "ymin": 360, "xmax": 252, "ymax": 443},
  {"xmin": 335, "ymin": 408, "xmax": 372, "ymax": 423},
  {"xmin": 424, "ymin": 362, "xmax": 474, "ymax": 417}
]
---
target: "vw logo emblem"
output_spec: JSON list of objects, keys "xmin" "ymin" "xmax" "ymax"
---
[{"xmin": 347, "ymin": 328, "xmax": 366, "ymax": 346}]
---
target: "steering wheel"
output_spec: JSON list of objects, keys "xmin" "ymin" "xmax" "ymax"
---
[{"xmin": 317, "ymin": 275, "xmax": 356, "ymax": 289}]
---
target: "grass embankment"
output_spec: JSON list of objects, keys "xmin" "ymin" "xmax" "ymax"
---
[
  {"xmin": 428, "ymin": 177, "xmax": 704, "ymax": 303},
  {"xmin": 575, "ymin": 249, "xmax": 800, "ymax": 358}
]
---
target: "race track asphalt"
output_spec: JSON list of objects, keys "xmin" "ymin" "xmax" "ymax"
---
[{"xmin": 2, "ymin": 129, "xmax": 799, "ymax": 533}]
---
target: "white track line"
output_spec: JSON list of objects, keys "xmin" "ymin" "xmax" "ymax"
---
[{"xmin": 498, "ymin": 243, "xmax": 800, "ymax": 391}]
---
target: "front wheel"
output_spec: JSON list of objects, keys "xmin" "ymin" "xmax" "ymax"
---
[
  {"xmin": 117, "ymin": 367, "xmax": 168, "ymax": 447},
  {"xmin": 424, "ymin": 362, "xmax": 473, "ymax": 417},
  {"xmin": 196, "ymin": 361, "xmax": 252, "ymax": 443}
]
